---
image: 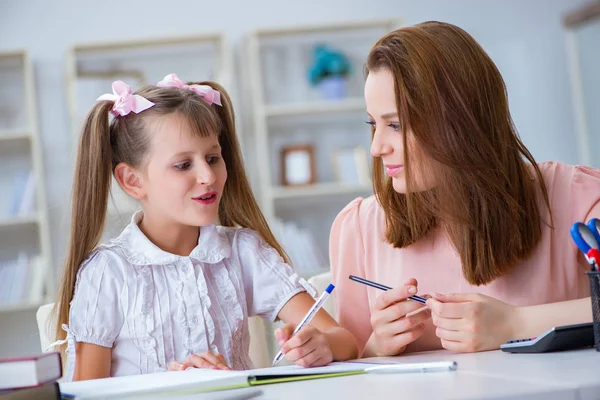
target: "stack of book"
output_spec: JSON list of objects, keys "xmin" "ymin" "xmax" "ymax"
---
[{"xmin": 0, "ymin": 352, "xmax": 62, "ymax": 399}]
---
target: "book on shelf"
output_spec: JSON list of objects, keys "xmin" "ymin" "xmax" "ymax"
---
[
  {"xmin": 271, "ymin": 219, "xmax": 328, "ymax": 277},
  {"xmin": 0, "ymin": 352, "xmax": 62, "ymax": 391},
  {"xmin": 6, "ymin": 170, "xmax": 36, "ymax": 218},
  {"xmin": 0, "ymin": 254, "xmax": 44, "ymax": 306}
]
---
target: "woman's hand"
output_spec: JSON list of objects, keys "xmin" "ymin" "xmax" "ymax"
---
[
  {"xmin": 364, "ymin": 278, "xmax": 432, "ymax": 357},
  {"xmin": 427, "ymin": 292, "xmax": 517, "ymax": 352},
  {"xmin": 275, "ymin": 324, "xmax": 333, "ymax": 368},
  {"xmin": 168, "ymin": 351, "xmax": 231, "ymax": 371}
]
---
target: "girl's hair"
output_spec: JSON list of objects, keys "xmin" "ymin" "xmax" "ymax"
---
[
  {"xmin": 367, "ymin": 21, "xmax": 551, "ymax": 286},
  {"xmin": 52, "ymin": 80, "xmax": 288, "ymax": 355}
]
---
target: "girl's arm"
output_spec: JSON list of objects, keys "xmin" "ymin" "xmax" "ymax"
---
[
  {"xmin": 276, "ymin": 292, "xmax": 359, "ymax": 365},
  {"xmin": 73, "ymin": 343, "xmax": 112, "ymax": 381}
]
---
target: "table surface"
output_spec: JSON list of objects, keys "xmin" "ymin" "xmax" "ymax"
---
[
  {"xmin": 248, "ymin": 348, "xmax": 600, "ymax": 400},
  {"xmin": 60, "ymin": 348, "xmax": 600, "ymax": 400}
]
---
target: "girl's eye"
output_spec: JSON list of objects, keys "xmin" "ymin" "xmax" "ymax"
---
[
  {"xmin": 387, "ymin": 123, "xmax": 400, "ymax": 131},
  {"xmin": 207, "ymin": 156, "xmax": 220, "ymax": 165},
  {"xmin": 174, "ymin": 161, "xmax": 191, "ymax": 170}
]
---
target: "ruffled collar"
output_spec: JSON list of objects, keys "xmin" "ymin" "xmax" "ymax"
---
[{"xmin": 111, "ymin": 211, "xmax": 232, "ymax": 265}]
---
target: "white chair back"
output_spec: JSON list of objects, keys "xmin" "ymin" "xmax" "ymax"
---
[
  {"xmin": 307, "ymin": 271, "xmax": 336, "ymax": 319},
  {"xmin": 36, "ymin": 303, "xmax": 56, "ymax": 352}
]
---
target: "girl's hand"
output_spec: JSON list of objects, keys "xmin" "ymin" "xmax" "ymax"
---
[
  {"xmin": 427, "ymin": 292, "xmax": 517, "ymax": 352},
  {"xmin": 275, "ymin": 324, "xmax": 333, "ymax": 368},
  {"xmin": 168, "ymin": 351, "xmax": 232, "ymax": 371},
  {"xmin": 365, "ymin": 278, "xmax": 431, "ymax": 357}
]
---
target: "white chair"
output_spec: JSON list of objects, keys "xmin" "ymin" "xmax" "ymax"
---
[
  {"xmin": 36, "ymin": 303, "xmax": 56, "ymax": 353},
  {"xmin": 307, "ymin": 271, "xmax": 336, "ymax": 319}
]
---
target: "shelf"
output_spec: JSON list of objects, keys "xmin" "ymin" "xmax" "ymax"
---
[
  {"xmin": 0, "ymin": 301, "xmax": 44, "ymax": 314},
  {"xmin": 272, "ymin": 182, "xmax": 372, "ymax": 200},
  {"xmin": 0, "ymin": 129, "xmax": 31, "ymax": 142},
  {"xmin": 264, "ymin": 98, "xmax": 365, "ymax": 118},
  {"xmin": 0, "ymin": 214, "xmax": 39, "ymax": 228}
]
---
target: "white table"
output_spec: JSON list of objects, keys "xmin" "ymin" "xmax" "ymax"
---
[
  {"xmin": 61, "ymin": 349, "xmax": 600, "ymax": 400},
  {"xmin": 250, "ymin": 349, "xmax": 599, "ymax": 400}
]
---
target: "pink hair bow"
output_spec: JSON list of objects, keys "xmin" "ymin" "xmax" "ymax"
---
[
  {"xmin": 96, "ymin": 81, "xmax": 155, "ymax": 117},
  {"xmin": 156, "ymin": 73, "xmax": 222, "ymax": 106}
]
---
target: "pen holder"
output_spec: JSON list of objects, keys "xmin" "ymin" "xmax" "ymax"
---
[{"xmin": 586, "ymin": 271, "xmax": 600, "ymax": 351}]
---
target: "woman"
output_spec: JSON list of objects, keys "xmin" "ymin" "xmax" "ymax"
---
[{"xmin": 330, "ymin": 21, "xmax": 600, "ymax": 357}]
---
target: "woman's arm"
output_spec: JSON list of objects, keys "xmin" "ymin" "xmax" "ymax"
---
[
  {"xmin": 512, "ymin": 297, "xmax": 593, "ymax": 339},
  {"xmin": 428, "ymin": 293, "xmax": 593, "ymax": 352},
  {"xmin": 73, "ymin": 343, "xmax": 112, "ymax": 381},
  {"xmin": 276, "ymin": 292, "xmax": 359, "ymax": 366}
]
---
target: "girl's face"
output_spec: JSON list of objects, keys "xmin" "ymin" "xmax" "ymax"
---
[
  {"xmin": 365, "ymin": 68, "xmax": 434, "ymax": 193},
  {"xmin": 137, "ymin": 113, "xmax": 227, "ymax": 227}
]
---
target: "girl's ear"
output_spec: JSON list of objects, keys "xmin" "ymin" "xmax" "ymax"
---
[{"xmin": 114, "ymin": 162, "xmax": 146, "ymax": 200}]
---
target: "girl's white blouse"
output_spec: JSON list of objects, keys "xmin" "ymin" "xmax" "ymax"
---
[{"xmin": 63, "ymin": 211, "xmax": 313, "ymax": 379}]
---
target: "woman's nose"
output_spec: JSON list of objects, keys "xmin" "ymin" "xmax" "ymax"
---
[{"xmin": 371, "ymin": 131, "xmax": 392, "ymax": 158}]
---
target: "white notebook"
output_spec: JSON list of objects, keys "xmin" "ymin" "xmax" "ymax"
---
[
  {"xmin": 60, "ymin": 360, "xmax": 456, "ymax": 399},
  {"xmin": 60, "ymin": 362, "xmax": 376, "ymax": 399}
]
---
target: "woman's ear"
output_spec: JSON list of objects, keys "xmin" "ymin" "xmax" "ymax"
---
[{"xmin": 114, "ymin": 162, "xmax": 146, "ymax": 200}]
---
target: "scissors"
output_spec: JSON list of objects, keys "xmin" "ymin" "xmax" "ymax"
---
[{"xmin": 570, "ymin": 218, "xmax": 600, "ymax": 271}]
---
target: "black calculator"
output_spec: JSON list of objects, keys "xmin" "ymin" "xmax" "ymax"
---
[{"xmin": 500, "ymin": 322, "xmax": 595, "ymax": 353}]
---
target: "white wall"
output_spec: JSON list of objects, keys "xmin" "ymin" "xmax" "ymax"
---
[{"xmin": 0, "ymin": 0, "xmax": 587, "ymax": 297}]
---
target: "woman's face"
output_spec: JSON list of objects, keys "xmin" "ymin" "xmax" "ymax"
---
[{"xmin": 365, "ymin": 68, "xmax": 434, "ymax": 193}]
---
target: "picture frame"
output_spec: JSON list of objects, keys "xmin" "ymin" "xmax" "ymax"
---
[
  {"xmin": 332, "ymin": 146, "xmax": 370, "ymax": 185},
  {"xmin": 280, "ymin": 144, "xmax": 316, "ymax": 186}
]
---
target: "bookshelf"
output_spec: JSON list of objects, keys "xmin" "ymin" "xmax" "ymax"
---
[
  {"xmin": 0, "ymin": 51, "xmax": 54, "ymax": 313},
  {"xmin": 65, "ymin": 33, "xmax": 236, "ymax": 242},
  {"xmin": 245, "ymin": 19, "xmax": 399, "ymax": 275}
]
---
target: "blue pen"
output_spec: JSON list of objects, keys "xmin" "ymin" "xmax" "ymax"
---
[
  {"xmin": 349, "ymin": 275, "xmax": 427, "ymax": 304},
  {"xmin": 272, "ymin": 284, "xmax": 335, "ymax": 366}
]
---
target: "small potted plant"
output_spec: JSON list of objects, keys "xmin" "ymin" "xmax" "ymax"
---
[{"xmin": 308, "ymin": 44, "xmax": 351, "ymax": 100}]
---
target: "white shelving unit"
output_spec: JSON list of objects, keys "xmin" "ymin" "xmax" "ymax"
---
[
  {"xmin": 65, "ymin": 34, "xmax": 235, "ymax": 242},
  {"xmin": 246, "ymin": 19, "xmax": 399, "ymax": 273},
  {"xmin": 0, "ymin": 51, "xmax": 54, "ymax": 313}
]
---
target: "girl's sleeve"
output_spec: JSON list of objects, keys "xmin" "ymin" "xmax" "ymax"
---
[
  {"xmin": 329, "ymin": 197, "xmax": 373, "ymax": 351},
  {"xmin": 236, "ymin": 230, "xmax": 316, "ymax": 322},
  {"xmin": 67, "ymin": 250, "xmax": 125, "ymax": 348}
]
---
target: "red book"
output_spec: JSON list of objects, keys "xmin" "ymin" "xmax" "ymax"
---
[{"xmin": 0, "ymin": 352, "xmax": 62, "ymax": 390}]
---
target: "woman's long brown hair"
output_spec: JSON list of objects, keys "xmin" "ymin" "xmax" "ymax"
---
[
  {"xmin": 367, "ymin": 21, "xmax": 551, "ymax": 286},
  {"xmin": 52, "ymin": 80, "xmax": 289, "ymax": 358}
]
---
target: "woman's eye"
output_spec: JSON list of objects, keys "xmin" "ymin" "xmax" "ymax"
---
[
  {"xmin": 174, "ymin": 161, "xmax": 191, "ymax": 170},
  {"xmin": 387, "ymin": 123, "xmax": 400, "ymax": 131},
  {"xmin": 365, "ymin": 120, "xmax": 376, "ymax": 127}
]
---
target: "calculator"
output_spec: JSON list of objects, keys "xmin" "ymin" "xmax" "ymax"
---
[{"xmin": 500, "ymin": 322, "xmax": 595, "ymax": 353}]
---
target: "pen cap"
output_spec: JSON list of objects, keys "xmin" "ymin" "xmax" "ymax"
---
[{"xmin": 325, "ymin": 284, "xmax": 335, "ymax": 294}]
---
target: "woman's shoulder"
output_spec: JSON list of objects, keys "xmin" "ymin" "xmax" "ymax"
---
[
  {"xmin": 536, "ymin": 161, "xmax": 600, "ymax": 186},
  {"xmin": 331, "ymin": 195, "xmax": 384, "ymax": 243},
  {"xmin": 335, "ymin": 195, "xmax": 381, "ymax": 223},
  {"xmin": 535, "ymin": 160, "xmax": 600, "ymax": 225}
]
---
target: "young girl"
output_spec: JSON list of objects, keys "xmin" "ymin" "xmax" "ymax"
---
[
  {"xmin": 52, "ymin": 74, "xmax": 358, "ymax": 381},
  {"xmin": 330, "ymin": 21, "xmax": 600, "ymax": 357}
]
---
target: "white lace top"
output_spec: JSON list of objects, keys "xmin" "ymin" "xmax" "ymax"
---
[{"xmin": 62, "ymin": 211, "xmax": 313, "ymax": 379}]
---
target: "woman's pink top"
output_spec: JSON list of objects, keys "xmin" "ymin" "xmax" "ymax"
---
[{"xmin": 330, "ymin": 162, "xmax": 600, "ymax": 349}]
